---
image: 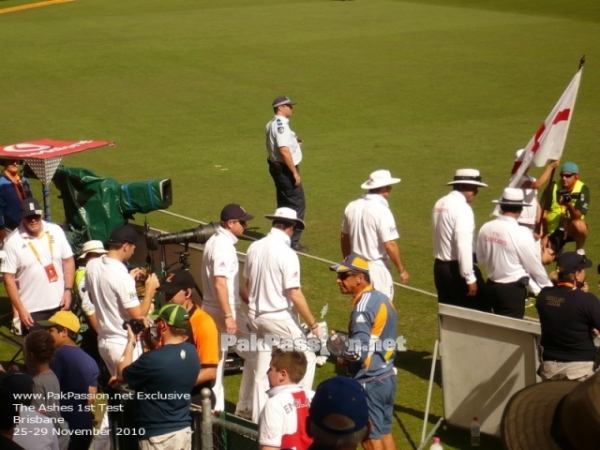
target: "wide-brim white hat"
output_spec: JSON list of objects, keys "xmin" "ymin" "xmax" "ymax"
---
[
  {"xmin": 492, "ymin": 187, "xmax": 531, "ymax": 207},
  {"xmin": 360, "ymin": 170, "xmax": 401, "ymax": 190},
  {"xmin": 78, "ymin": 240, "xmax": 108, "ymax": 259},
  {"xmin": 264, "ymin": 207, "xmax": 306, "ymax": 230},
  {"xmin": 446, "ymin": 168, "xmax": 488, "ymax": 187}
]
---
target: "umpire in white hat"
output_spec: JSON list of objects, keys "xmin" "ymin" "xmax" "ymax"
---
[
  {"xmin": 476, "ymin": 188, "xmax": 552, "ymax": 318},
  {"xmin": 341, "ymin": 169, "xmax": 409, "ymax": 301},
  {"xmin": 432, "ymin": 169, "xmax": 490, "ymax": 311}
]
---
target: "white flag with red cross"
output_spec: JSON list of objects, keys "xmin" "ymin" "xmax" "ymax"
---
[{"xmin": 508, "ymin": 66, "xmax": 583, "ymax": 187}]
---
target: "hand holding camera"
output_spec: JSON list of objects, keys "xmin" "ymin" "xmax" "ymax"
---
[
  {"xmin": 123, "ymin": 318, "xmax": 147, "ymax": 336},
  {"xmin": 557, "ymin": 188, "xmax": 573, "ymax": 205}
]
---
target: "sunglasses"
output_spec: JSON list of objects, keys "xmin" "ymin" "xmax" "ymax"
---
[
  {"xmin": 337, "ymin": 272, "xmax": 358, "ymax": 280},
  {"xmin": 23, "ymin": 215, "xmax": 42, "ymax": 222},
  {"xmin": 560, "ymin": 173, "xmax": 575, "ymax": 178}
]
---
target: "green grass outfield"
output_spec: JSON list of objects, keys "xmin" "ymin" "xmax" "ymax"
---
[{"xmin": 1, "ymin": 0, "xmax": 600, "ymax": 448}]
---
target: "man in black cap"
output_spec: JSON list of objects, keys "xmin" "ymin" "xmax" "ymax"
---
[
  {"xmin": 201, "ymin": 203, "xmax": 257, "ymax": 416},
  {"xmin": 536, "ymin": 251, "xmax": 600, "ymax": 381},
  {"xmin": 265, "ymin": 95, "xmax": 307, "ymax": 252},
  {"xmin": 85, "ymin": 224, "xmax": 159, "ymax": 450},
  {"xmin": 1, "ymin": 198, "xmax": 75, "ymax": 334},
  {"xmin": 156, "ymin": 268, "xmax": 220, "ymax": 406}
]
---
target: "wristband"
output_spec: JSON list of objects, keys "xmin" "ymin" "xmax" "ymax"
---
[
  {"xmin": 64, "ymin": 287, "xmax": 74, "ymax": 293},
  {"xmin": 224, "ymin": 314, "xmax": 233, "ymax": 319},
  {"xmin": 310, "ymin": 322, "xmax": 319, "ymax": 330},
  {"xmin": 399, "ymin": 268, "xmax": 405, "ymax": 275},
  {"xmin": 128, "ymin": 340, "xmax": 136, "ymax": 348}
]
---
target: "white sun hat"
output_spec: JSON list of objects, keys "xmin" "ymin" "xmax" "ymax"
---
[
  {"xmin": 446, "ymin": 168, "xmax": 488, "ymax": 187},
  {"xmin": 264, "ymin": 207, "xmax": 306, "ymax": 230},
  {"xmin": 360, "ymin": 170, "xmax": 401, "ymax": 190},
  {"xmin": 492, "ymin": 187, "xmax": 531, "ymax": 207}
]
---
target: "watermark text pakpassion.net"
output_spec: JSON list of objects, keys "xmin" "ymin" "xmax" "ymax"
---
[{"xmin": 219, "ymin": 333, "xmax": 407, "ymax": 352}]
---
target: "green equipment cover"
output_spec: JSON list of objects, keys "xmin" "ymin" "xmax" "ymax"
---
[{"xmin": 53, "ymin": 166, "xmax": 172, "ymax": 253}]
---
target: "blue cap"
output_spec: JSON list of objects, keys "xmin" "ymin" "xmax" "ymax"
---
[
  {"xmin": 309, "ymin": 377, "xmax": 369, "ymax": 435},
  {"xmin": 561, "ymin": 162, "xmax": 579, "ymax": 174}
]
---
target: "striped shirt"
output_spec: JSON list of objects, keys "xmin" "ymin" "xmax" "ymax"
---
[{"xmin": 347, "ymin": 286, "xmax": 397, "ymax": 380}]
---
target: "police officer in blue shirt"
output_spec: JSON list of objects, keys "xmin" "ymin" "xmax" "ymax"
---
[{"xmin": 265, "ymin": 96, "xmax": 307, "ymax": 252}]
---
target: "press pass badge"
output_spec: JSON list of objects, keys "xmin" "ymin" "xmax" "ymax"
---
[{"xmin": 44, "ymin": 263, "xmax": 59, "ymax": 282}]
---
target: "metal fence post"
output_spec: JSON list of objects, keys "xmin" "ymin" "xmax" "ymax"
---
[{"xmin": 201, "ymin": 388, "xmax": 213, "ymax": 450}]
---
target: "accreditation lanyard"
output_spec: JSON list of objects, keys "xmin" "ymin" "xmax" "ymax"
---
[{"xmin": 26, "ymin": 231, "xmax": 54, "ymax": 266}]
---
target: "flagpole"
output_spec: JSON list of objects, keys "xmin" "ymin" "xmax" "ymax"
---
[
  {"xmin": 534, "ymin": 168, "xmax": 556, "ymax": 237},
  {"xmin": 533, "ymin": 56, "xmax": 584, "ymax": 243}
]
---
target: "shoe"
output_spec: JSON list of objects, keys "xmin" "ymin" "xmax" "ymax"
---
[
  {"xmin": 525, "ymin": 297, "xmax": 536, "ymax": 308},
  {"xmin": 291, "ymin": 243, "xmax": 308, "ymax": 253},
  {"xmin": 11, "ymin": 318, "xmax": 22, "ymax": 336}
]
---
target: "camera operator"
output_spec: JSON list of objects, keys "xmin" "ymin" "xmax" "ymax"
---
[
  {"xmin": 117, "ymin": 304, "xmax": 200, "ymax": 450},
  {"xmin": 85, "ymin": 225, "xmax": 159, "ymax": 450},
  {"xmin": 544, "ymin": 162, "xmax": 589, "ymax": 256},
  {"xmin": 536, "ymin": 252, "xmax": 600, "ymax": 381}
]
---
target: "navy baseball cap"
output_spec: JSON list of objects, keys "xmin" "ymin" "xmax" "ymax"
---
[
  {"xmin": 220, "ymin": 204, "xmax": 254, "ymax": 222},
  {"xmin": 556, "ymin": 252, "xmax": 592, "ymax": 275},
  {"xmin": 158, "ymin": 269, "xmax": 196, "ymax": 294},
  {"xmin": 109, "ymin": 225, "xmax": 139, "ymax": 245},
  {"xmin": 309, "ymin": 376, "xmax": 369, "ymax": 435},
  {"xmin": 21, "ymin": 198, "xmax": 43, "ymax": 218}
]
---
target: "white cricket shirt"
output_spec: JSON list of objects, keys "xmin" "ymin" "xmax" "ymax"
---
[
  {"xmin": 432, "ymin": 190, "xmax": 476, "ymax": 284},
  {"xmin": 476, "ymin": 215, "xmax": 551, "ymax": 287},
  {"xmin": 341, "ymin": 193, "xmax": 400, "ymax": 262},
  {"xmin": 201, "ymin": 226, "xmax": 241, "ymax": 308},
  {"xmin": 244, "ymin": 228, "xmax": 300, "ymax": 316},
  {"xmin": 85, "ymin": 255, "xmax": 140, "ymax": 341}
]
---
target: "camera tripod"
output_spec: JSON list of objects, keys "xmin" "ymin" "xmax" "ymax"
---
[{"xmin": 160, "ymin": 241, "xmax": 204, "ymax": 299}]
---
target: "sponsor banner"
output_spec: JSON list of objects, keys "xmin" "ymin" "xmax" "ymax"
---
[{"xmin": 0, "ymin": 139, "xmax": 113, "ymax": 159}]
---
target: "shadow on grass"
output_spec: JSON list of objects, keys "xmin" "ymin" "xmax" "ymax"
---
[
  {"xmin": 241, "ymin": 228, "xmax": 265, "ymax": 242},
  {"xmin": 396, "ymin": 349, "xmax": 441, "ymax": 386}
]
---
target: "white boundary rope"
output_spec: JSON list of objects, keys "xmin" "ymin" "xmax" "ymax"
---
[{"xmin": 158, "ymin": 210, "xmax": 437, "ymax": 298}]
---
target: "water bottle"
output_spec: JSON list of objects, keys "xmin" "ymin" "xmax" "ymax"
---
[
  {"xmin": 470, "ymin": 416, "xmax": 481, "ymax": 447},
  {"xmin": 429, "ymin": 436, "xmax": 443, "ymax": 450}
]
